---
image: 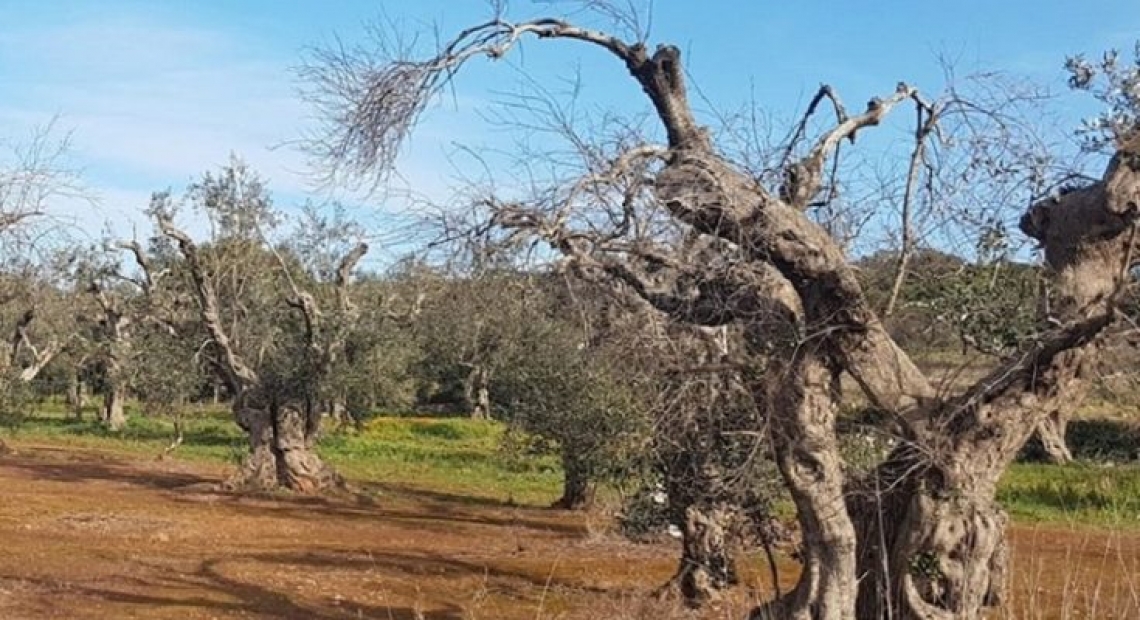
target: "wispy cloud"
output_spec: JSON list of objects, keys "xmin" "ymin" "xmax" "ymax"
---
[{"xmin": 0, "ymin": 10, "xmax": 320, "ymax": 237}]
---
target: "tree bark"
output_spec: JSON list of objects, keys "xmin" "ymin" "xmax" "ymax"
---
[
  {"xmin": 66, "ymin": 374, "xmax": 86, "ymax": 420},
  {"xmin": 756, "ymin": 352, "xmax": 858, "ymax": 620},
  {"xmin": 662, "ymin": 503, "xmax": 739, "ymax": 607},
  {"xmin": 226, "ymin": 401, "xmax": 341, "ymax": 493},
  {"xmin": 464, "ymin": 366, "xmax": 491, "ymax": 420},
  {"xmin": 102, "ymin": 384, "xmax": 127, "ymax": 432},
  {"xmin": 848, "ymin": 453, "xmax": 1009, "ymax": 620},
  {"xmin": 327, "ymin": 396, "xmax": 351, "ymax": 429},
  {"xmin": 1032, "ymin": 410, "xmax": 1073, "ymax": 464},
  {"xmin": 551, "ymin": 454, "xmax": 595, "ymax": 510}
]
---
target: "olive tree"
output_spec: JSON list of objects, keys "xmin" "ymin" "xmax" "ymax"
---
[
  {"xmin": 304, "ymin": 5, "xmax": 1140, "ymax": 618},
  {"xmin": 136, "ymin": 158, "xmax": 369, "ymax": 492},
  {"xmin": 491, "ymin": 274, "xmax": 651, "ymax": 510},
  {"xmin": 0, "ymin": 125, "xmax": 83, "ymax": 450}
]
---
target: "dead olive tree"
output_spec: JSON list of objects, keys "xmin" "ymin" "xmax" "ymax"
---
[
  {"xmin": 0, "ymin": 124, "xmax": 83, "ymax": 451},
  {"xmin": 77, "ymin": 256, "xmax": 137, "ymax": 431},
  {"xmin": 140, "ymin": 159, "xmax": 368, "ymax": 493},
  {"xmin": 305, "ymin": 8, "xmax": 1140, "ymax": 618}
]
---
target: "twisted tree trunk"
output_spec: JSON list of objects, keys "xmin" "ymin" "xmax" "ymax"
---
[
  {"xmin": 755, "ymin": 352, "xmax": 858, "ymax": 620},
  {"xmin": 849, "ymin": 453, "xmax": 1010, "ymax": 619},
  {"xmin": 157, "ymin": 217, "xmax": 362, "ymax": 496},
  {"xmin": 301, "ymin": 12, "xmax": 1140, "ymax": 617},
  {"xmin": 226, "ymin": 399, "xmax": 341, "ymax": 493},
  {"xmin": 659, "ymin": 502, "xmax": 739, "ymax": 607}
]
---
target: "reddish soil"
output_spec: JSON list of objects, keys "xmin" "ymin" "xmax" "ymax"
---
[{"xmin": 0, "ymin": 445, "xmax": 1137, "ymax": 619}]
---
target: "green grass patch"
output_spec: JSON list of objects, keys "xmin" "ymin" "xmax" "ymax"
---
[
  {"xmin": 3, "ymin": 408, "xmax": 561, "ymax": 506},
  {"xmin": 999, "ymin": 462, "xmax": 1140, "ymax": 527},
  {"xmin": 2, "ymin": 404, "xmax": 243, "ymax": 463},
  {"xmin": 7, "ymin": 406, "xmax": 1140, "ymax": 523},
  {"xmin": 320, "ymin": 417, "xmax": 560, "ymax": 504}
]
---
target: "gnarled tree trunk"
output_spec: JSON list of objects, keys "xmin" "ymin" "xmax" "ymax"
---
[
  {"xmin": 755, "ymin": 351, "xmax": 858, "ymax": 620},
  {"xmin": 660, "ymin": 502, "xmax": 739, "ymax": 607},
  {"xmin": 301, "ymin": 12, "xmax": 1140, "ymax": 617},
  {"xmin": 227, "ymin": 399, "xmax": 341, "ymax": 493},
  {"xmin": 848, "ymin": 452, "xmax": 1010, "ymax": 620},
  {"xmin": 157, "ymin": 217, "xmax": 366, "ymax": 496}
]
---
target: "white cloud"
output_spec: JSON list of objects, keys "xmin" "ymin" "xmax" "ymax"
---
[
  {"xmin": 1, "ymin": 10, "xmax": 315, "ymax": 227},
  {"xmin": 0, "ymin": 8, "xmax": 503, "ymax": 256}
]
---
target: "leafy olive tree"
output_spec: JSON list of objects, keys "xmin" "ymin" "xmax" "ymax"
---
[{"xmin": 135, "ymin": 158, "xmax": 369, "ymax": 492}]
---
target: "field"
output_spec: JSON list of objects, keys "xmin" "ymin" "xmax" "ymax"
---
[{"xmin": 1, "ymin": 410, "xmax": 1139, "ymax": 619}]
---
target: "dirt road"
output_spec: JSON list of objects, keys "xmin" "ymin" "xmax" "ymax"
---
[{"xmin": 0, "ymin": 445, "xmax": 1136, "ymax": 619}]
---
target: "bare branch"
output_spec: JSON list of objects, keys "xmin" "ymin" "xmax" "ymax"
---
[
  {"xmin": 883, "ymin": 101, "xmax": 942, "ymax": 317},
  {"xmin": 780, "ymin": 84, "xmax": 848, "ymax": 172},
  {"xmin": 335, "ymin": 241, "xmax": 369, "ymax": 316},
  {"xmin": 302, "ymin": 13, "xmax": 706, "ymax": 189},
  {"xmin": 782, "ymin": 84, "xmax": 930, "ymax": 209},
  {"xmin": 114, "ymin": 240, "xmax": 161, "ymax": 295},
  {"xmin": 7, "ymin": 308, "xmax": 64, "ymax": 383},
  {"xmin": 0, "ymin": 211, "xmax": 45, "ymax": 234},
  {"xmin": 156, "ymin": 216, "xmax": 259, "ymax": 392}
]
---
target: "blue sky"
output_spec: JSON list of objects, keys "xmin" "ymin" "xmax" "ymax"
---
[{"xmin": 2, "ymin": 0, "xmax": 1137, "ymax": 255}]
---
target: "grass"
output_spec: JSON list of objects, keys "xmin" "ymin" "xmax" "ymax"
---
[
  {"xmin": 5, "ymin": 402, "xmax": 1140, "ymax": 525},
  {"xmin": 1000, "ymin": 462, "xmax": 1140, "ymax": 527},
  {"xmin": 2, "ymin": 403, "xmax": 562, "ymax": 505},
  {"xmin": 320, "ymin": 416, "xmax": 561, "ymax": 504}
]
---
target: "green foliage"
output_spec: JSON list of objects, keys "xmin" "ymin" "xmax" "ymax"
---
[
  {"xmin": 130, "ymin": 324, "xmax": 205, "ymax": 417},
  {"xmin": 617, "ymin": 485, "xmax": 673, "ymax": 542},
  {"xmin": 410, "ymin": 271, "xmax": 540, "ymax": 411},
  {"xmin": 858, "ymin": 248, "xmax": 1040, "ymax": 353},
  {"xmin": 1066, "ymin": 43, "xmax": 1140, "ymax": 151},
  {"xmin": 493, "ymin": 309, "xmax": 649, "ymax": 488},
  {"xmin": 0, "ymin": 374, "xmax": 36, "ymax": 429}
]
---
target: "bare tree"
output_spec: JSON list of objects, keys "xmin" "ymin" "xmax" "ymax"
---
[
  {"xmin": 78, "ymin": 255, "xmax": 136, "ymax": 431},
  {"xmin": 305, "ymin": 7, "xmax": 1140, "ymax": 618}
]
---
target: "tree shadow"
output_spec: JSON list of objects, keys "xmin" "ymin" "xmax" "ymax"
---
[
  {"xmin": 363, "ymin": 481, "xmax": 524, "ymax": 509},
  {"xmin": 244, "ymin": 548, "xmax": 614, "ymax": 595},
  {"xmin": 3, "ymin": 446, "xmax": 586, "ymax": 539},
  {"xmin": 0, "ymin": 449, "xmax": 212, "ymax": 490},
  {"xmin": 3, "ymin": 559, "xmax": 466, "ymax": 620},
  {"xmin": 177, "ymin": 489, "xmax": 587, "ymax": 538}
]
